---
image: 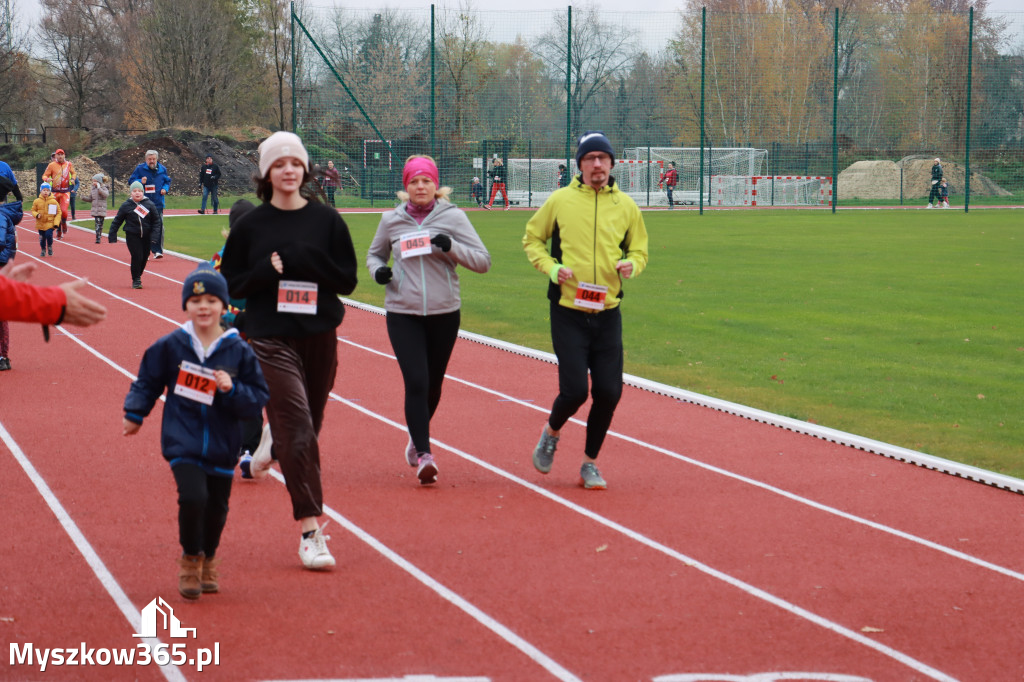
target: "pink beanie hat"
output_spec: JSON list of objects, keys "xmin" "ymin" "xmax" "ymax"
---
[{"xmin": 402, "ymin": 157, "xmax": 439, "ymax": 189}]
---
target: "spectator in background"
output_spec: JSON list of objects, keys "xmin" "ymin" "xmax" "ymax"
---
[
  {"xmin": 660, "ymin": 161, "xmax": 678, "ymax": 209},
  {"xmin": 557, "ymin": 163, "xmax": 569, "ymax": 188},
  {"xmin": 198, "ymin": 155, "xmax": 221, "ymax": 215},
  {"xmin": 129, "ymin": 150, "xmax": 171, "ymax": 257},
  {"xmin": 69, "ymin": 175, "xmax": 80, "ymax": 220},
  {"xmin": 484, "ymin": 157, "xmax": 509, "ymax": 210},
  {"xmin": 322, "ymin": 160, "xmax": 340, "ymax": 207},
  {"xmin": 938, "ymin": 180, "xmax": 950, "ymax": 209},
  {"xmin": 927, "ymin": 157, "xmax": 943, "ymax": 209},
  {"xmin": 470, "ymin": 176, "xmax": 484, "ymax": 207},
  {"xmin": 42, "ymin": 149, "xmax": 76, "ymax": 240},
  {"xmin": 80, "ymin": 174, "xmax": 110, "ymax": 244}
]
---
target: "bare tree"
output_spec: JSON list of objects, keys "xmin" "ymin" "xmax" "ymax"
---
[
  {"xmin": 38, "ymin": 0, "xmax": 106, "ymax": 128},
  {"xmin": 534, "ymin": 5, "xmax": 640, "ymax": 134},
  {"xmin": 436, "ymin": 2, "xmax": 486, "ymax": 140},
  {"xmin": 255, "ymin": 0, "xmax": 297, "ymax": 131},
  {"xmin": 123, "ymin": 0, "xmax": 263, "ymax": 127}
]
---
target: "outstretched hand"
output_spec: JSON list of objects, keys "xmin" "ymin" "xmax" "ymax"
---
[{"xmin": 1, "ymin": 261, "xmax": 37, "ymax": 282}]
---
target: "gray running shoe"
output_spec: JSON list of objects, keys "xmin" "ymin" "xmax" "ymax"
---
[
  {"xmin": 532, "ymin": 427, "xmax": 559, "ymax": 474},
  {"xmin": 579, "ymin": 461, "xmax": 607, "ymax": 490},
  {"xmin": 417, "ymin": 453, "xmax": 438, "ymax": 485},
  {"xmin": 405, "ymin": 438, "xmax": 418, "ymax": 467}
]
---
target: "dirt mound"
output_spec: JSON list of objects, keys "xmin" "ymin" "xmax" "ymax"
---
[
  {"xmin": 94, "ymin": 135, "xmax": 258, "ymax": 197},
  {"xmin": 838, "ymin": 160, "xmax": 901, "ymax": 200},
  {"xmin": 839, "ymin": 156, "xmax": 1011, "ymax": 200}
]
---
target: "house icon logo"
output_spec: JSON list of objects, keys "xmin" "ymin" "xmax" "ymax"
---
[{"xmin": 133, "ymin": 597, "xmax": 197, "ymax": 639}]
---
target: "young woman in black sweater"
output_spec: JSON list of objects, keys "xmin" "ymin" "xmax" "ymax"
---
[{"xmin": 219, "ymin": 132, "xmax": 358, "ymax": 570}]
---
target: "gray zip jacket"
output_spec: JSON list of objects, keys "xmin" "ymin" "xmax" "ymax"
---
[{"xmin": 367, "ymin": 200, "xmax": 490, "ymax": 316}]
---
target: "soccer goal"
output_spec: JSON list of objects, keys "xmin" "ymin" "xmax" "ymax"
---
[
  {"xmin": 625, "ymin": 147, "xmax": 769, "ymax": 205},
  {"xmin": 710, "ymin": 175, "xmax": 834, "ymax": 207},
  {"xmin": 505, "ymin": 158, "xmax": 575, "ymax": 206}
]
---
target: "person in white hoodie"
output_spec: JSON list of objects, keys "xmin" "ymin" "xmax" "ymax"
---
[{"xmin": 366, "ymin": 155, "xmax": 491, "ymax": 485}]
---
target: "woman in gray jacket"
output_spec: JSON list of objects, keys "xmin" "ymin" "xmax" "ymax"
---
[
  {"xmin": 80, "ymin": 173, "xmax": 109, "ymax": 244},
  {"xmin": 367, "ymin": 155, "xmax": 490, "ymax": 485}
]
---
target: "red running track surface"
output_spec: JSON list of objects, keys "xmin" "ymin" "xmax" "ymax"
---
[{"xmin": 1, "ymin": 216, "xmax": 1023, "ymax": 682}]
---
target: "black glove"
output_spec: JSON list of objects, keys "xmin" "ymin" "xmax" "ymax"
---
[
  {"xmin": 430, "ymin": 233, "xmax": 451, "ymax": 252},
  {"xmin": 374, "ymin": 266, "xmax": 392, "ymax": 285}
]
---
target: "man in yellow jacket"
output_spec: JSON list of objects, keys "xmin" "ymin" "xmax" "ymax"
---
[
  {"xmin": 523, "ymin": 130, "xmax": 649, "ymax": 490},
  {"xmin": 32, "ymin": 182, "xmax": 62, "ymax": 257}
]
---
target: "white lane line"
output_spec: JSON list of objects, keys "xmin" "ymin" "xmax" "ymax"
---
[
  {"xmin": 329, "ymin": 392, "xmax": 957, "ymax": 682},
  {"xmin": 338, "ymin": 333, "xmax": 1024, "ymax": 585},
  {"xmin": 0, "ymin": 420, "xmax": 185, "ymax": 682}
]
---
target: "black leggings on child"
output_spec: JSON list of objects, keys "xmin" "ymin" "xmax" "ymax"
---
[{"xmin": 172, "ymin": 462, "xmax": 233, "ymax": 558}]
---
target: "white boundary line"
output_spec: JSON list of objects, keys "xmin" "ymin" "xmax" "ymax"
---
[
  {"xmin": 342, "ymin": 299, "xmax": 1024, "ymax": 495},
  {"xmin": 0, "ymin": 420, "xmax": 185, "ymax": 682}
]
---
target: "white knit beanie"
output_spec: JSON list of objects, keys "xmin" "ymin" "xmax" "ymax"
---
[{"xmin": 258, "ymin": 131, "xmax": 310, "ymax": 177}]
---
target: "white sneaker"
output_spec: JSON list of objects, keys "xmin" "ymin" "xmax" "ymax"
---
[
  {"xmin": 926, "ymin": 203, "xmax": 933, "ymax": 209},
  {"xmin": 250, "ymin": 423, "xmax": 273, "ymax": 479},
  {"xmin": 405, "ymin": 438, "xmax": 418, "ymax": 467},
  {"xmin": 299, "ymin": 523, "xmax": 335, "ymax": 570}
]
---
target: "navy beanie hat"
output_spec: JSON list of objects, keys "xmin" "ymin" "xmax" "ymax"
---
[
  {"xmin": 182, "ymin": 263, "xmax": 230, "ymax": 311},
  {"xmin": 575, "ymin": 130, "xmax": 615, "ymax": 167}
]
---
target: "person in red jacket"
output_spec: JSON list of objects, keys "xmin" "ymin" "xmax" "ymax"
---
[
  {"xmin": 660, "ymin": 161, "xmax": 678, "ymax": 209},
  {"xmin": 0, "ymin": 261, "xmax": 107, "ymax": 327}
]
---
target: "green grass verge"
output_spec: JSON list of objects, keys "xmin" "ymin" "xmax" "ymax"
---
[{"xmin": 126, "ymin": 204, "xmax": 1024, "ymax": 479}]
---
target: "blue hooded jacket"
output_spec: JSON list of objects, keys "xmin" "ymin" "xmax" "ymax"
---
[
  {"xmin": 123, "ymin": 324, "xmax": 269, "ymax": 476},
  {"xmin": 0, "ymin": 201, "xmax": 23, "ymax": 265},
  {"xmin": 128, "ymin": 161, "xmax": 172, "ymax": 210}
]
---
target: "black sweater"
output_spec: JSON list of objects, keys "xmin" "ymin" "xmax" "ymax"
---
[
  {"xmin": 219, "ymin": 201, "xmax": 358, "ymax": 339},
  {"xmin": 108, "ymin": 198, "xmax": 161, "ymax": 239}
]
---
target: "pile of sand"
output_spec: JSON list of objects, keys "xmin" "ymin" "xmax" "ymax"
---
[{"xmin": 838, "ymin": 156, "xmax": 1011, "ymax": 201}]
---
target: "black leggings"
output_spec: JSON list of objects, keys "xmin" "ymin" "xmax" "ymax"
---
[
  {"xmin": 172, "ymin": 462, "xmax": 233, "ymax": 558},
  {"xmin": 93, "ymin": 217, "xmax": 105, "ymax": 239},
  {"xmin": 386, "ymin": 310, "xmax": 461, "ymax": 454},
  {"xmin": 125, "ymin": 231, "xmax": 151, "ymax": 281},
  {"xmin": 547, "ymin": 302, "xmax": 623, "ymax": 459}
]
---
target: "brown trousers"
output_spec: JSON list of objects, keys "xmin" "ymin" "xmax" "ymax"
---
[{"xmin": 249, "ymin": 331, "xmax": 338, "ymax": 521}]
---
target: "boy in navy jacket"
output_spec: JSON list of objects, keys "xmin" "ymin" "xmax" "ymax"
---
[{"xmin": 122, "ymin": 264, "xmax": 269, "ymax": 599}]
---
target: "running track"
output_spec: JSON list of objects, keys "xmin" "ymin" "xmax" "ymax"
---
[{"xmin": 2, "ymin": 214, "xmax": 1023, "ymax": 682}]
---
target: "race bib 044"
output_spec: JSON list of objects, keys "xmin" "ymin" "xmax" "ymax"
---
[{"xmin": 574, "ymin": 282, "xmax": 608, "ymax": 311}]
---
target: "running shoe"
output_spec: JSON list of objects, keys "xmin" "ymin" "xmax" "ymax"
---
[
  {"xmin": 239, "ymin": 451, "xmax": 254, "ymax": 479},
  {"xmin": 405, "ymin": 438, "xmax": 418, "ymax": 467},
  {"xmin": 579, "ymin": 461, "xmax": 607, "ymax": 490},
  {"xmin": 417, "ymin": 453, "xmax": 438, "ymax": 485},
  {"xmin": 250, "ymin": 423, "xmax": 273, "ymax": 479},
  {"xmin": 532, "ymin": 427, "xmax": 559, "ymax": 474},
  {"xmin": 298, "ymin": 523, "xmax": 335, "ymax": 570}
]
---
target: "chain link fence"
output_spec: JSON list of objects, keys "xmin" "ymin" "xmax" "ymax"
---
[{"xmin": 292, "ymin": 5, "xmax": 1023, "ymax": 210}]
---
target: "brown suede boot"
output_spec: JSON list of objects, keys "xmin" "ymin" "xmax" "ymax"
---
[
  {"xmin": 177, "ymin": 555, "xmax": 203, "ymax": 600},
  {"xmin": 200, "ymin": 557, "xmax": 220, "ymax": 594}
]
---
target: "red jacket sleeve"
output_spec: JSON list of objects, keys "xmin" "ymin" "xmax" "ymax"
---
[{"xmin": 0, "ymin": 277, "xmax": 67, "ymax": 324}]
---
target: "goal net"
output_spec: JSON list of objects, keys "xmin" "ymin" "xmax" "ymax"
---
[
  {"xmin": 505, "ymin": 159, "xmax": 575, "ymax": 206},
  {"xmin": 625, "ymin": 147, "xmax": 768, "ymax": 205},
  {"xmin": 505, "ymin": 158, "xmax": 666, "ymax": 206},
  {"xmin": 710, "ymin": 176, "xmax": 834, "ymax": 207}
]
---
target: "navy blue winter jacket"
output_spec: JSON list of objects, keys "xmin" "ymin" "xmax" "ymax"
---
[
  {"xmin": 0, "ymin": 200, "xmax": 23, "ymax": 265},
  {"xmin": 123, "ymin": 325, "xmax": 269, "ymax": 476}
]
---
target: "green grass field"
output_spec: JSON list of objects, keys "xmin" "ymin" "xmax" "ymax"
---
[{"xmin": 141, "ymin": 205, "xmax": 1024, "ymax": 479}]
